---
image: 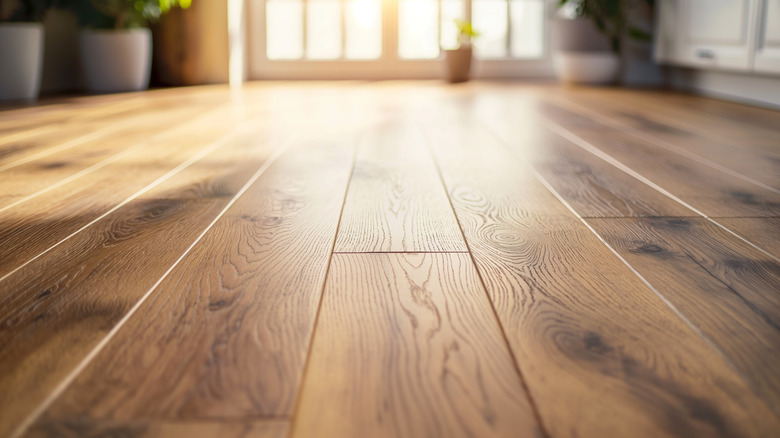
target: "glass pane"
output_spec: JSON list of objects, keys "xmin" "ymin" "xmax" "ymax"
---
[
  {"xmin": 399, "ymin": 0, "xmax": 440, "ymax": 59},
  {"xmin": 441, "ymin": 0, "xmax": 465, "ymax": 50},
  {"xmin": 472, "ymin": 0, "xmax": 508, "ymax": 58},
  {"xmin": 510, "ymin": 0, "xmax": 544, "ymax": 58},
  {"xmin": 345, "ymin": 0, "xmax": 382, "ymax": 59},
  {"xmin": 266, "ymin": 0, "xmax": 304, "ymax": 60},
  {"xmin": 307, "ymin": 0, "xmax": 342, "ymax": 59}
]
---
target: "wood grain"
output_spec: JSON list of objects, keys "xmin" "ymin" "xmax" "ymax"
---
[
  {"xmin": 588, "ymin": 217, "xmax": 780, "ymax": 415},
  {"xmin": 423, "ymin": 111, "xmax": 780, "ymax": 437},
  {"xmin": 335, "ymin": 121, "xmax": 466, "ymax": 252},
  {"xmin": 716, "ymin": 218, "xmax": 780, "ymax": 259},
  {"xmin": 471, "ymin": 97, "xmax": 693, "ymax": 218},
  {"xmin": 0, "ymin": 126, "xmax": 278, "ymax": 438},
  {"xmin": 30, "ymin": 135, "xmax": 354, "ymax": 428},
  {"xmin": 0, "ymin": 104, "xmax": 246, "ymax": 278},
  {"xmin": 549, "ymin": 92, "xmax": 780, "ymax": 191},
  {"xmin": 293, "ymin": 252, "xmax": 541, "ymax": 438},
  {"xmin": 568, "ymin": 87, "xmax": 780, "ymax": 156},
  {"xmin": 26, "ymin": 420, "xmax": 288, "ymax": 438},
  {"xmin": 536, "ymin": 102, "xmax": 780, "ymax": 218},
  {"xmin": 0, "ymin": 104, "xmax": 213, "ymax": 210}
]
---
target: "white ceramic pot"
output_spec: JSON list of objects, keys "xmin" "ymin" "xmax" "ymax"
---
[
  {"xmin": 0, "ymin": 23, "xmax": 44, "ymax": 102},
  {"xmin": 79, "ymin": 28, "xmax": 152, "ymax": 93},
  {"xmin": 553, "ymin": 52, "xmax": 621, "ymax": 85}
]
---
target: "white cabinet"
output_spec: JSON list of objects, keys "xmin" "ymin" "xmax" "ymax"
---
[
  {"xmin": 755, "ymin": 0, "xmax": 780, "ymax": 73},
  {"xmin": 655, "ymin": 0, "xmax": 780, "ymax": 76}
]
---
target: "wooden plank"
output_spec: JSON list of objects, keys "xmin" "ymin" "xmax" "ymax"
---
[
  {"xmin": 549, "ymin": 91, "xmax": 780, "ymax": 191},
  {"xmin": 28, "ymin": 135, "xmax": 353, "ymax": 431},
  {"xmin": 0, "ymin": 104, "xmax": 245, "ymax": 279},
  {"xmin": 335, "ymin": 121, "xmax": 466, "ymax": 252},
  {"xmin": 568, "ymin": 87, "xmax": 780, "ymax": 155},
  {"xmin": 716, "ymin": 218, "xmax": 780, "ymax": 259},
  {"xmin": 587, "ymin": 217, "xmax": 780, "ymax": 415},
  {"xmin": 0, "ymin": 104, "xmax": 214, "ymax": 211},
  {"xmin": 27, "ymin": 420, "xmax": 288, "ymax": 438},
  {"xmin": 292, "ymin": 253, "xmax": 540, "ymax": 438},
  {"xmin": 0, "ymin": 126, "xmax": 281, "ymax": 438},
  {"xmin": 536, "ymin": 102, "xmax": 780, "ymax": 218},
  {"xmin": 423, "ymin": 111, "xmax": 780, "ymax": 437},
  {"xmin": 471, "ymin": 98, "xmax": 693, "ymax": 218},
  {"xmin": 0, "ymin": 87, "xmax": 227, "ymax": 171}
]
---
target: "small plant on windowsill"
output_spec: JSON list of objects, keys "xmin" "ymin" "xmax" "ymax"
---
[{"xmin": 444, "ymin": 19, "xmax": 480, "ymax": 83}]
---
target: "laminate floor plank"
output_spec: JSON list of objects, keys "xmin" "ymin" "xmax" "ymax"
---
[
  {"xmin": 26, "ymin": 420, "xmax": 288, "ymax": 438},
  {"xmin": 29, "ymin": 134, "xmax": 354, "ymax": 430},
  {"xmin": 334, "ymin": 121, "xmax": 466, "ymax": 252},
  {"xmin": 0, "ymin": 104, "xmax": 249, "ymax": 278},
  {"xmin": 0, "ymin": 85, "xmax": 228, "ymax": 137},
  {"xmin": 548, "ymin": 91, "xmax": 780, "ymax": 191},
  {"xmin": 468, "ymin": 97, "xmax": 694, "ymax": 218},
  {"xmin": 0, "ymin": 126, "xmax": 281, "ymax": 438},
  {"xmin": 574, "ymin": 87, "xmax": 780, "ymax": 155},
  {"xmin": 716, "ymin": 218, "xmax": 780, "ymax": 259},
  {"xmin": 0, "ymin": 104, "xmax": 214, "ymax": 210},
  {"xmin": 293, "ymin": 253, "xmax": 541, "ymax": 438},
  {"xmin": 422, "ymin": 111, "xmax": 780, "ymax": 438},
  {"xmin": 536, "ymin": 102, "xmax": 780, "ymax": 218},
  {"xmin": 587, "ymin": 217, "xmax": 780, "ymax": 415},
  {"xmin": 0, "ymin": 88, "xmax": 228, "ymax": 171}
]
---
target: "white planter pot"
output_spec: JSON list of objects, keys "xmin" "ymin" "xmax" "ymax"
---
[
  {"xmin": 553, "ymin": 52, "xmax": 621, "ymax": 85},
  {"xmin": 0, "ymin": 23, "xmax": 44, "ymax": 102},
  {"xmin": 79, "ymin": 28, "xmax": 152, "ymax": 93}
]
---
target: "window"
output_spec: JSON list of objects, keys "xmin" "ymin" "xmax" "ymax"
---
[{"xmin": 250, "ymin": 0, "xmax": 549, "ymax": 78}]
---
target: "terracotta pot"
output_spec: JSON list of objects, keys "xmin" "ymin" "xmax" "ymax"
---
[
  {"xmin": 444, "ymin": 47, "xmax": 473, "ymax": 83},
  {"xmin": 0, "ymin": 23, "xmax": 44, "ymax": 102},
  {"xmin": 79, "ymin": 28, "xmax": 152, "ymax": 93}
]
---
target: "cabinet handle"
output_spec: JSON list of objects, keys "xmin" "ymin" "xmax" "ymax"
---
[{"xmin": 696, "ymin": 49, "xmax": 715, "ymax": 59}]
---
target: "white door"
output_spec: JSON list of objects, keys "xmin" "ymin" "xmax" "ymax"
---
[{"xmin": 248, "ymin": 0, "xmax": 550, "ymax": 79}]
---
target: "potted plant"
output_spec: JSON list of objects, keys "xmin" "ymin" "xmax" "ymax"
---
[
  {"xmin": 444, "ymin": 19, "xmax": 479, "ymax": 83},
  {"xmin": 0, "ymin": 0, "xmax": 54, "ymax": 101},
  {"xmin": 71, "ymin": 0, "xmax": 191, "ymax": 93},
  {"xmin": 553, "ymin": 0, "xmax": 653, "ymax": 85}
]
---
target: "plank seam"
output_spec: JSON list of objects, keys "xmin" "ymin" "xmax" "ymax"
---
[
  {"xmin": 285, "ymin": 133, "xmax": 360, "ymax": 438},
  {"xmin": 417, "ymin": 124, "xmax": 553, "ymax": 438},
  {"xmin": 551, "ymin": 97, "xmax": 780, "ymax": 194},
  {"xmin": 332, "ymin": 250, "xmax": 471, "ymax": 254},
  {"xmin": 8, "ymin": 131, "xmax": 296, "ymax": 438},
  {"xmin": 540, "ymin": 118, "xmax": 780, "ymax": 264}
]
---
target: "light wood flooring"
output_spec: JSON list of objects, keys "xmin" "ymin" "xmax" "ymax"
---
[{"xmin": 0, "ymin": 81, "xmax": 779, "ymax": 438}]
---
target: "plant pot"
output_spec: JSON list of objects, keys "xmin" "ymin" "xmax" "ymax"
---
[
  {"xmin": 553, "ymin": 52, "xmax": 621, "ymax": 85},
  {"xmin": 444, "ymin": 47, "xmax": 473, "ymax": 83},
  {"xmin": 79, "ymin": 28, "xmax": 152, "ymax": 93},
  {"xmin": 0, "ymin": 23, "xmax": 44, "ymax": 102},
  {"xmin": 551, "ymin": 18, "xmax": 620, "ymax": 85}
]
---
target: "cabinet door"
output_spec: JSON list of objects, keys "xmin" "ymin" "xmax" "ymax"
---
[
  {"xmin": 654, "ymin": 0, "xmax": 683, "ymax": 63},
  {"xmin": 755, "ymin": 0, "xmax": 780, "ymax": 73},
  {"xmin": 679, "ymin": 0, "xmax": 755, "ymax": 70}
]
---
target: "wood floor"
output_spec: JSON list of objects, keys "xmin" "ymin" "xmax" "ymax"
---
[{"xmin": 0, "ymin": 81, "xmax": 778, "ymax": 438}]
